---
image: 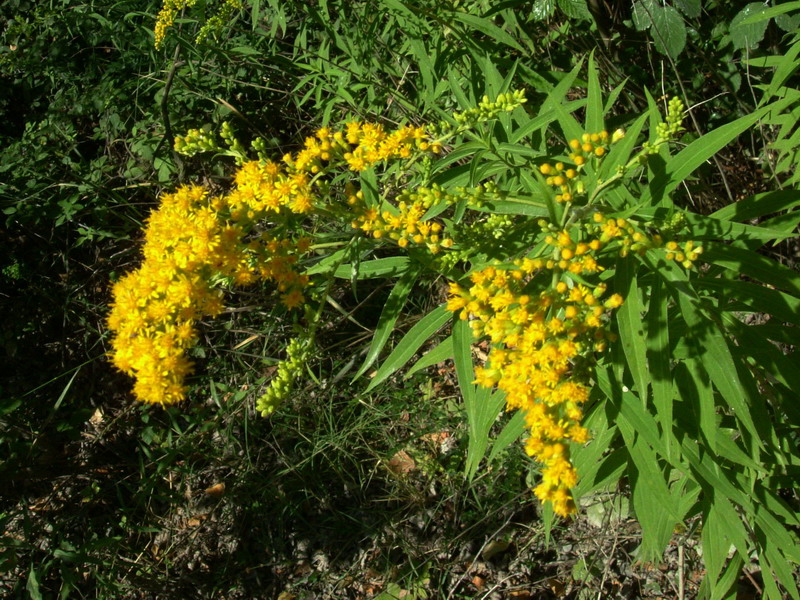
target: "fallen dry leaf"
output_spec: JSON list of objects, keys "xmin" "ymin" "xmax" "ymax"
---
[
  {"xmin": 481, "ymin": 539, "xmax": 510, "ymax": 560},
  {"xmin": 204, "ymin": 482, "xmax": 226, "ymax": 497},
  {"xmin": 471, "ymin": 575, "xmax": 486, "ymax": 590},
  {"xmin": 387, "ymin": 450, "xmax": 416, "ymax": 474}
]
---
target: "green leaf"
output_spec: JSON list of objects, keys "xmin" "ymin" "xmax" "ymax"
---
[
  {"xmin": 703, "ymin": 499, "xmax": 744, "ymax": 588},
  {"xmin": 615, "ymin": 258, "xmax": 651, "ymax": 400},
  {"xmin": 453, "ymin": 319, "xmax": 504, "ymax": 480},
  {"xmin": 644, "ymin": 276, "xmax": 674, "ymax": 459},
  {"xmin": 598, "ymin": 112, "xmax": 648, "ymax": 181},
  {"xmin": 556, "ymin": 0, "xmax": 593, "ymax": 20},
  {"xmin": 353, "ymin": 265, "xmax": 420, "ymax": 380},
  {"xmin": 650, "ymin": 4, "xmax": 687, "ymax": 60},
  {"xmin": 366, "ymin": 306, "xmax": 451, "ymax": 392},
  {"xmin": 673, "ymin": 0, "xmax": 701, "ymax": 18},
  {"xmin": 585, "ymin": 51, "xmax": 603, "ymax": 133},
  {"xmin": 532, "ymin": 0, "xmax": 556, "ymax": 20},
  {"xmin": 697, "ymin": 279, "xmax": 800, "ymax": 327},
  {"xmin": 730, "ymin": 3, "xmax": 770, "ymax": 51},
  {"xmin": 685, "ymin": 358, "xmax": 717, "ymax": 453},
  {"xmin": 487, "ymin": 410, "xmax": 526, "ymax": 463},
  {"xmin": 509, "ymin": 99, "xmax": 586, "ymax": 143},
  {"xmin": 702, "ymin": 243, "xmax": 800, "ymax": 297},
  {"xmin": 452, "ymin": 12, "xmax": 524, "ymax": 52},
  {"xmin": 632, "ymin": 0, "xmax": 656, "ymax": 31},
  {"xmin": 476, "ymin": 198, "xmax": 549, "ymax": 217},
  {"xmin": 642, "ymin": 104, "xmax": 773, "ymax": 206},
  {"xmin": 333, "ymin": 257, "xmax": 410, "ymax": 279},
  {"xmin": 406, "ymin": 336, "xmax": 453, "ymax": 378},
  {"xmin": 710, "ymin": 190, "xmax": 800, "ymax": 222},
  {"xmin": 676, "ymin": 295, "xmax": 762, "ymax": 449}
]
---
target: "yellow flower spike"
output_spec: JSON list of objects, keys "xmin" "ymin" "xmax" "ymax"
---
[
  {"xmin": 540, "ymin": 163, "xmax": 553, "ymax": 175},
  {"xmin": 594, "ymin": 146, "xmax": 606, "ymax": 157},
  {"xmin": 569, "ymin": 139, "xmax": 581, "ymax": 150}
]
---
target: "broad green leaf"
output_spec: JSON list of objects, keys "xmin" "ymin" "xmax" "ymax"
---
[
  {"xmin": 366, "ymin": 305, "xmax": 451, "ymax": 391},
  {"xmin": 556, "ymin": 0, "xmax": 592, "ymax": 20},
  {"xmin": 532, "ymin": 0, "xmax": 556, "ymax": 20},
  {"xmin": 673, "ymin": 0, "xmax": 701, "ymax": 18},
  {"xmin": 649, "ymin": 4, "xmax": 687, "ymax": 59},
  {"xmin": 353, "ymin": 265, "xmax": 420, "ymax": 380},
  {"xmin": 730, "ymin": 3, "xmax": 770, "ymax": 50},
  {"xmin": 632, "ymin": 0, "xmax": 656, "ymax": 31}
]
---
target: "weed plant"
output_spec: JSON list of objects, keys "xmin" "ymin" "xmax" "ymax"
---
[{"xmin": 2, "ymin": 1, "xmax": 800, "ymax": 598}]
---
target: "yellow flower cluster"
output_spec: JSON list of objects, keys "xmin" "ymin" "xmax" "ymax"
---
[
  {"xmin": 154, "ymin": 0, "xmax": 196, "ymax": 49},
  {"xmin": 107, "ymin": 183, "xmax": 310, "ymax": 405},
  {"xmin": 284, "ymin": 122, "xmax": 436, "ymax": 174},
  {"xmin": 350, "ymin": 186, "xmax": 454, "ymax": 253},
  {"xmin": 446, "ymin": 259, "xmax": 623, "ymax": 517}
]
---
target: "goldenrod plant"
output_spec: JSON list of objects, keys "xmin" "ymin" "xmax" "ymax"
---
[{"xmin": 108, "ymin": 48, "xmax": 800, "ymax": 597}]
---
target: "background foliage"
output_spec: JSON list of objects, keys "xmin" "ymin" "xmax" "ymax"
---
[{"xmin": 1, "ymin": 0, "xmax": 798, "ymax": 598}]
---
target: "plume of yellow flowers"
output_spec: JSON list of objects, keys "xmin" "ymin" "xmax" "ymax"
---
[
  {"xmin": 447, "ymin": 236, "xmax": 624, "ymax": 517},
  {"xmin": 106, "ymin": 184, "xmax": 311, "ymax": 405},
  {"xmin": 109, "ymin": 119, "xmax": 441, "ymax": 405},
  {"xmin": 154, "ymin": 0, "xmax": 196, "ymax": 49}
]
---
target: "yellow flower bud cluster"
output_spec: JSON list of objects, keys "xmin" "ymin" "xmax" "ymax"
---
[
  {"xmin": 350, "ymin": 186, "xmax": 454, "ymax": 254},
  {"xmin": 154, "ymin": 0, "xmax": 196, "ymax": 49},
  {"xmin": 586, "ymin": 212, "xmax": 701, "ymax": 266},
  {"xmin": 195, "ymin": 0, "xmax": 242, "ymax": 45},
  {"xmin": 445, "ymin": 90, "xmax": 527, "ymax": 132},
  {"xmin": 656, "ymin": 97, "xmax": 686, "ymax": 140},
  {"xmin": 664, "ymin": 239, "xmax": 703, "ymax": 268},
  {"xmin": 174, "ymin": 127, "xmax": 219, "ymax": 157},
  {"xmin": 446, "ymin": 263, "xmax": 623, "ymax": 516},
  {"xmin": 543, "ymin": 228, "xmax": 604, "ymax": 274},
  {"xmin": 539, "ymin": 130, "xmax": 616, "ymax": 203},
  {"xmin": 256, "ymin": 337, "xmax": 312, "ymax": 416}
]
